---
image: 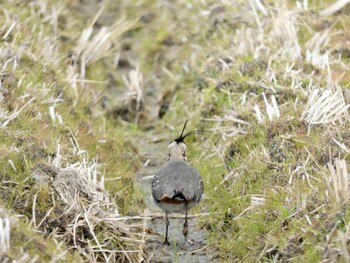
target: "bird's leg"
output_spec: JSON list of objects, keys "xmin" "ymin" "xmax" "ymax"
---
[
  {"xmin": 164, "ymin": 212, "xmax": 170, "ymax": 245},
  {"xmin": 183, "ymin": 203, "xmax": 193, "ymax": 244},
  {"xmin": 182, "ymin": 204, "xmax": 194, "ymax": 245},
  {"xmin": 183, "ymin": 206, "xmax": 188, "ymax": 239}
]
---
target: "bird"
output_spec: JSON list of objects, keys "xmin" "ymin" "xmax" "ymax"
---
[{"xmin": 151, "ymin": 121, "xmax": 204, "ymax": 245}]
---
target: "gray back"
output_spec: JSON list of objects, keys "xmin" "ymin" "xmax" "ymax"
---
[{"xmin": 152, "ymin": 160, "xmax": 203, "ymax": 203}]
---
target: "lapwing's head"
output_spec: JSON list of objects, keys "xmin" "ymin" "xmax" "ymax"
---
[
  {"xmin": 168, "ymin": 140, "xmax": 187, "ymax": 161},
  {"xmin": 168, "ymin": 120, "xmax": 201, "ymax": 161}
]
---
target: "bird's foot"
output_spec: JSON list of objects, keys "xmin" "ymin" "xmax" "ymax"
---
[{"xmin": 163, "ymin": 239, "xmax": 170, "ymax": 245}]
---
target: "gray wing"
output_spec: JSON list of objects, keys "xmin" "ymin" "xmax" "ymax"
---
[{"xmin": 152, "ymin": 160, "xmax": 203, "ymax": 202}]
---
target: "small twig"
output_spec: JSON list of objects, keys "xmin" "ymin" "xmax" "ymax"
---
[
  {"xmin": 137, "ymin": 209, "xmax": 148, "ymax": 262},
  {"xmin": 37, "ymin": 207, "xmax": 54, "ymax": 228},
  {"xmin": 83, "ymin": 207, "xmax": 109, "ymax": 262},
  {"xmin": 30, "ymin": 192, "xmax": 38, "ymax": 228},
  {"xmin": 319, "ymin": 0, "xmax": 350, "ymax": 16},
  {"xmin": 106, "ymin": 212, "xmax": 217, "ymax": 221}
]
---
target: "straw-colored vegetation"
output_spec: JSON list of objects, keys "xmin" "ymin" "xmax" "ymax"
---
[{"xmin": 0, "ymin": 0, "xmax": 349, "ymax": 262}]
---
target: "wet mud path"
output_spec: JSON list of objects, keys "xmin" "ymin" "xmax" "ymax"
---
[
  {"xmin": 135, "ymin": 133, "xmax": 210, "ymax": 263},
  {"xmin": 74, "ymin": 2, "xmax": 211, "ymax": 261}
]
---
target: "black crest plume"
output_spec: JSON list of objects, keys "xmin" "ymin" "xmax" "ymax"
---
[{"xmin": 174, "ymin": 120, "xmax": 202, "ymax": 143}]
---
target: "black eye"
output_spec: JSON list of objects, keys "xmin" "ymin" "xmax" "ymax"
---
[{"xmin": 183, "ymin": 152, "xmax": 186, "ymax": 156}]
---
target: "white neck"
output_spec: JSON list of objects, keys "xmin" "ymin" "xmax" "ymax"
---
[{"xmin": 168, "ymin": 141, "xmax": 187, "ymax": 161}]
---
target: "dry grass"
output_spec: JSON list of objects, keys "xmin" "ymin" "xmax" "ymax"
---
[
  {"xmin": 122, "ymin": 64, "xmax": 144, "ymax": 114},
  {"xmin": 301, "ymin": 80, "xmax": 349, "ymax": 132},
  {"xmin": 72, "ymin": 7, "xmax": 137, "ymax": 78},
  {"xmin": 0, "ymin": 1, "xmax": 144, "ymax": 262},
  {"xmin": 325, "ymin": 159, "xmax": 350, "ymax": 204}
]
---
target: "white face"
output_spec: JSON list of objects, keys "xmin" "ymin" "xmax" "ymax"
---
[{"xmin": 168, "ymin": 141, "xmax": 187, "ymax": 161}]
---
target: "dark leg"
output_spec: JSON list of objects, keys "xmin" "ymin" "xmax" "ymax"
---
[
  {"xmin": 183, "ymin": 204, "xmax": 189, "ymax": 241},
  {"xmin": 164, "ymin": 212, "xmax": 170, "ymax": 245},
  {"xmin": 183, "ymin": 204, "xmax": 194, "ymax": 244}
]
